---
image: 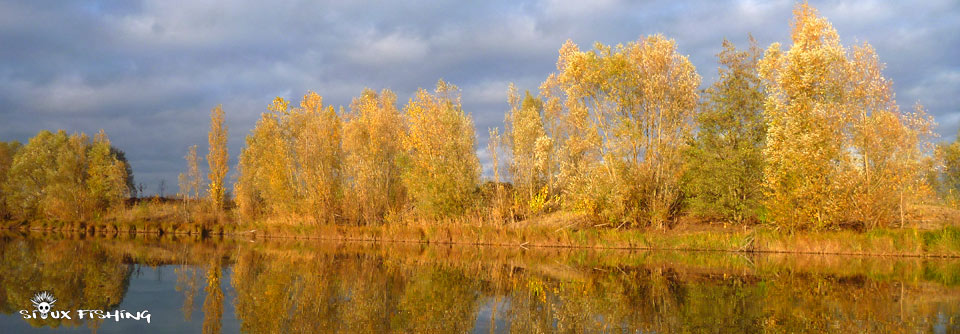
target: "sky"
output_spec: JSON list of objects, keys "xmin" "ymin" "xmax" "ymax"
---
[{"xmin": 1, "ymin": 0, "xmax": 958, "ymax": 195}]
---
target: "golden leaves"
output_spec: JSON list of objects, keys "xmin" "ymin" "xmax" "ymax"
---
[
  {"xmin": 402, "ymin": 80, "xmax": 481, "ymax": 218},
  {"xmin": 4, "ymin": 129, "xmax": 129, "ymax": 221},
  {"xmin": 236, "ymin": 92, "xmax": 343, "ymax": 224},
  {"xmin": 759, "ymin": 2, "xmax": 936, "ymax": 229},
  {"xmin": 207, "ymin": 105, "xmax": 229, "ymax": 212},
  {"xmin": 343, "ymin": 88, "xmax": 404, "ymax": 224},
  {"xmin": 534, "ymin": 34, "xmax": 701, "ymax": 227}
]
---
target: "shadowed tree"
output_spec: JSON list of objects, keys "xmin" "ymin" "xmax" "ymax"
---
[
  {"xmin": 0, "ymin": 140, "xmax": 22, "ymax": 219},
  {"xmin": 936, "ymin": 127, "xmax": 960, "ymax": 207},
  {"xmin": 683, "ymin": 38, "xmax": 766, "ymax": 224}
]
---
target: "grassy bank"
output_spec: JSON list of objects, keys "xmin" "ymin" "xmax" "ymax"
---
[
  {"xmin": 238, "ymin": 221, "xmax": 960, "ymax": 258},
  {"xmin": 3, "ymin": 204, "xmax": 960, "ymax": 258}
]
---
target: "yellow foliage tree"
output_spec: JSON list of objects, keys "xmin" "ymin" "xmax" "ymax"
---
[
  {"xmin": 759, "ymin": 4, "xmax": 860, "ymax": 229},
  {"xmin": 207, "ymin": 105, "xmax": 229, "ymax": 212},
  {"xmin": 290, "ymin": 92, "xmax": 343, "ymax": 225},
  {"xmin": 401, "ymin": 80, "xmax": 481, "ymax": 218},
  {"xmin": 758, "ymin": 3, "xmax": 935, "ymax": 229},
  {"xmin": 236, "ymin": 97, "xmax": 295, "ymax": 221},
  {"xmin": 504, "ymin": 84, "xmax": 551, "ymax": 216},
  {"xmin": 540, "ymin": 35, "xmax": 700, "ymax": 227},
  {"xmin": 845, "ymin": 45, "xmax": 935, "ymax": 227},
  {"xmin": 4, "ymin": 130, "xmax": 129, "ymax": 221},
  {"xmin": 343, "ymin": 88, "xmax": 405, "ymax": 225},
  {"xmin": 486, "ymin": 126, "xmax": 511, "ymax": 223},
  {"xmin": 235, "ymin": 93, "xmax": 343, "ymax": 224},
  {"xmin": 935, "ymin": 128, "xmax": 960, "ymax": 207},
  {"xmin": 87, "ymin": 130, "xmax": 130, "ymax": 212}
]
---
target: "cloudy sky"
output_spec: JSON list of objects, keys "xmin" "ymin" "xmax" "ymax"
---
[{"xmin": 1, "ymin": 0, "xmax": 958, "ymax": 195}]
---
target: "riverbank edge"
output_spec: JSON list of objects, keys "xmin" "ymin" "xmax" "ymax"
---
[{"xmin": 2, "ymin": 219, "xmax": 959, "ymax": 258}]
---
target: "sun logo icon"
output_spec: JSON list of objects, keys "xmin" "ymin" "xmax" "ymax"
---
[{"xmin": 30, "ymin": 291, "xmax": 57, "ymax": 319}]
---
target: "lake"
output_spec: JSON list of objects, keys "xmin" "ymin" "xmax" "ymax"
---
[{"xmin": 0, "ymin": 231, "xmax": 958, "ymax": 333}]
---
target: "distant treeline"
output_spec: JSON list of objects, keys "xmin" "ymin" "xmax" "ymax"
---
[{"xmin": 2, "ymin": 3, "xmax": 959, "ymax": 231}]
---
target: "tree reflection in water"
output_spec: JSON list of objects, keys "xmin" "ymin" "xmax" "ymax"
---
[{"xmin": 1, "ymin": 232, "xmax": 959, "ymax": 333}]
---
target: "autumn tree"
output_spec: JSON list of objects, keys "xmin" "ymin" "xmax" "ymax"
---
[
  {"xmin": 87, "ymin": 130, "xmax": 131, "ymax": 212},
  {"xmin": 207, "ymin": 105, "xmax": 229, "ymax": 212},
  {"xmin": 178, "ymin": 144, "xmax": 202, "ymax": 218},
  {"xmin": 486, "ymin": 127, "xmax": 510, "ymax": 222},
  {"xmin": 683, "ymin": 38, "xmax": 766, "ymax": 224},
  {"xmin": 236, "ymin": 97, "xmax": 294, "ymax": 221},
  {"xmin": 540, "ymin": 35, "xmax": 700, "ymax": 227},
  {"xmin": 4, "ymin": 130, "xmax": 130, "ymax": 221},
  {"xmin": 235, "ymin": 93, "xmax": 343, "ymax": 224},
  {"xmin": 504, "ymin": 85, "xmax": 551, "ymax": 216},
  {"xmin": 845, "ymin": 47, "xmax": 935, "ymax": 227},
  {"xmin": 6, "ymin": 131, "xmax": 74, "ymax": 219},
  {"xmin": 181, "ymin": 145, "xmax": 202, "ymax": 201},
  {"xmin": 758, "ymin": 3, "xmax": 934, "ymax": 229},
  {"xmin": 759, "ymin": 3, "xmax": 861, "ymax": 230},
  {"xmin": 45, "ymin": 132, "xmax": 92, "ymax": 220},
  {"xmin": 289, "ymin": 92, "xmax": 343, "ymax": 225},
  {"xmin": 402, "ymin": 80, "xmax": 481, "ymax": 218},
  {"xmin": 936, "ymin": 128, "xmax": 960, "ymax": 207},
  {"xmin": 343, "ymin": 88, "xmax": 405, "ymax": 225},
  {"xmin": 0, "ymin": 141, "xmax": 21, "ymax": 219}
]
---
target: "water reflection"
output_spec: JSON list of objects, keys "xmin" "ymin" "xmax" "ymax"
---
[{"xmin": 0, "ymin": 231, "xmax": 959, "ymax": 333}]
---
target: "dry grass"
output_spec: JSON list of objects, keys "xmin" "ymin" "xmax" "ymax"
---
[
  {"xmin": 906, "ymin": 204, "xmax": 960, "ymax": 229},
  {"xmin": 1, "ymin": 197, "xmax": 235, "ymax": 236},
  {"xmin": 4, "ymin": 202, "xmax": 960, "ymax": 258}
]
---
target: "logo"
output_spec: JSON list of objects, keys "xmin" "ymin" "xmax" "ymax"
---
[
  {"xmin": 30, "ymin": 291, "xmax": 57, "ymax": 319},
  {"xmin": 19, "ymin": 291, "xmax": 151, "ymax": 324}
]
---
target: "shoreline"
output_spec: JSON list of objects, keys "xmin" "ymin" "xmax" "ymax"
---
[{"xmin": 3, "ymin": 219, "xmax": 959, "ymax": 258}]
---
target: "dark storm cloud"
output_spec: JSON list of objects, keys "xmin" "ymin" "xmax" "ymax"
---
[{"xmin": 1, "ymin": 0, "xmax": 958, "ymax": 193}]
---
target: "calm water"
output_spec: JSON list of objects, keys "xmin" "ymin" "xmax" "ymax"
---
[{"xmin": 0, "ymin": 232, "xmax": 959, "ymax": 333}]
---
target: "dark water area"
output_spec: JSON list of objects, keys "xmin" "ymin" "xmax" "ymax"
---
[{"xmin": 0, "ymin": 231, "xmax": 959, "ymax": 333}]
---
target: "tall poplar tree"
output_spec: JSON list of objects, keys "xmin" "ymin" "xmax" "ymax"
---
[{"xmin": 207, "ymin": 105, "xmax": 229, "ymax": 212}]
